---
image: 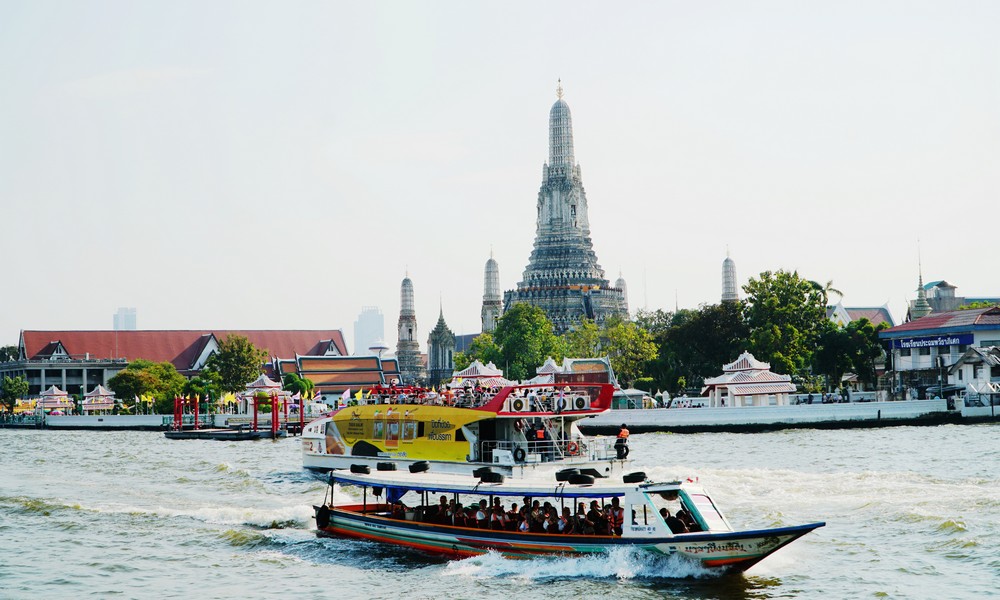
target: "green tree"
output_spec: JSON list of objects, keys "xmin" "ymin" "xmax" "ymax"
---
[
  {"xmin": 563, "ymin": 319, "xmax": 602, "ymax": 358},
  {"xmin": 452, "ymin": 351, "xmax": 472, "ymax": 372},
  {"xmin": 809, "ymin": 279, "xmax": 843, "ymax": 303},
  {"xmin": 653, "ymin": 302, "xmax": 749, "ymax": 394},
  {"xmin": 633, "ymin": 309, "xmax": 673, "ymax": 337},
  {"xmin": 107, "ymin": 359, "xmax": 186, "ymax": 413},
  {"xmin": 1, "ymin": 375, "xmax": 29, "ymax": 412},
  {"xmin": 282, "ymin": 373, "xmax": 315, "ymax": 396},
  {"xmin": 845, "ymin": 318, "xmax": 889, "ymax": 388},
  {"xmin": 461, "ymin": 332, "xmax": 502, "ymax": 367},
  {"xmin": 0, "ymin": 345, "xmax": 19, "ymax": 362},
  {"xmin": 959, "ymin": 301, "xmax": 1000, "ymax": 310},
  {"xmin": 744, "ymin": 270, "xmax": 827, "ymax": 376},
  {"xmin": 204, "ymin": 335, "xmax": 268, "ymax": 393},
  {"xmin": 812, "ymin": 321, "xmax": 854, "ymax": 392},
  {"xmin": 602, "ymin": 317, "xmax": 658, "ymax": 387},
  {"xmin": 107, "ymin": 368, "xmax": 157, "ymax": 401},
  {"xmin": 491, "ymin": 304, "xmax": 565, "ymax": 381},
  {"xmin": 184, "ymin": 371, "xmax": 223, "ymax": 406}
]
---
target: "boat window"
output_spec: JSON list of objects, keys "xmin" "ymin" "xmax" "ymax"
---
[
  {"xmin": 686, "ymin": 493, "xmax": 729, "ymax": 532},
  {"xmin": 455, "ymin": 428, "xmax": 466, "ymax": 442}
]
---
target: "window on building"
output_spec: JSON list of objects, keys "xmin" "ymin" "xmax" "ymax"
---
[
  {"xmin": 918, "ymin": 347, "xmax": 931, "ymax": 356},
  {"xmin": 958, "ymin": 370, "xmax": 963, "ymax": 381},
  {"xmin": 937, "ymin": 345, "xmax": 951, "ymax": 355},
  {"xmin": 981, "ymin": 340, "xmax": 1000, "ymax": 348},
  {"xmin": 900, "ymin": 348, "xmax": 911, "ymax": 357},
  {"xmin": 958, "ymin": 344, "xmax": 969, "ymax": 353}
]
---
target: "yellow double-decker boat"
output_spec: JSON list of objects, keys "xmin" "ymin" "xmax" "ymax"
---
[{"xmin": 302, "ymin": 383, "xmax": 630, "ymax": 477}]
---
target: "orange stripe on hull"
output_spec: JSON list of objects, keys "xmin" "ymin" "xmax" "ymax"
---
[{"xmin": 323, "ymin": 526, "xmax": 481, "ymax": 558}]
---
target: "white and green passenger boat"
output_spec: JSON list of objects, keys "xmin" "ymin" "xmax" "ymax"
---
[{"xmin": 314, "ymin": 465, "xmax": 824, "ymax": 572}]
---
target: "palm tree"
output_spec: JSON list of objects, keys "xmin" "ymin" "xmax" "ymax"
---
[{"xmin": 809, "ymin": 279, "xmax": 843, "ymax": 304}]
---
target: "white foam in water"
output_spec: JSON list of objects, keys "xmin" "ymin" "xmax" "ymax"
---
[
  {"xmin": 75, "ymin": 499, "xmax": 318, "ymax": 528},
  {"xmin": 444, "ymin": 547, "xmax": 722, "ymax": 581}
]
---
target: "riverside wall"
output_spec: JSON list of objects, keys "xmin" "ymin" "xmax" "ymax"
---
[{"xmin": 578, "ymin": 399, "xmax": 970, "ymax": 434}]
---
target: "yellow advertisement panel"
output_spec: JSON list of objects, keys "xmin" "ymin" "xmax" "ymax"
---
[{"xmin": 323, "ymin": 405, "xmax": 495, "ymax": 461}]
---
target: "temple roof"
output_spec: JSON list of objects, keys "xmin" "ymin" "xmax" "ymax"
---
[
  {"xmin": 880, "ymin": 307, "xmax": 1000, "ymax": 337},
  {"xmin": 721, "ymin": 351, "xmax": 771, "ymax": 373}
]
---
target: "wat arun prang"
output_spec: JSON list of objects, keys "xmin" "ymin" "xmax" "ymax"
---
[{"xmin": 503, "ymin": 82, "xmax": 627, "ymax": 334}]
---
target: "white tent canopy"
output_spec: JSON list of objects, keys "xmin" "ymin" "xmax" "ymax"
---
[
  {"xmin": 38, "ymin": 385, "xmax": 74, "ymax": 409},
  {"xmin": 83, "ymin": 385, "xmax": 116, "ymax": 411}
]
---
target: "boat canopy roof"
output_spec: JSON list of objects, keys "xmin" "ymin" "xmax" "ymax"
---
[{"xmin": 330, "ymin": 470, "xmax": 689, "ymax": 499}]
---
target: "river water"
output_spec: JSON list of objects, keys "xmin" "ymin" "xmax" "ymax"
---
[{"xmin": 0, "ymin": 424, "xmax": 996, "ymax": 599}]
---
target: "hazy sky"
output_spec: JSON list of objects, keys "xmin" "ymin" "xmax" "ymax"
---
[{"xmin": 2, "ymin": 1, "xmax": 997, "ymax": 351}]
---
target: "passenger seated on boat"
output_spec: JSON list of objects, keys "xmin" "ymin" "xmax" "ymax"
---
[
  {"xmin": 491, "ymin": 506, "xmax": 509, "ymax": 530},
  {"xmin": 439, "ymin": 500, "xmax": 455, "ymax": 525},
  {"xmin": 448, "ymin": 503, "xmax": 464, "ymax": 526},
  {"xmin": 609, "ymin": 497, "xmax": 625, "ymax": 536},
  {"xmin": 676, "ymin": 508, "xmax": 700, "ymax": 532},
  {"xmin": 660, "ymin": 508, "xmax": 688, "ymax": 534},
  {"xmin": 529, "ymin": 504, "xmax": 546, "ymax": 533},
  {"xmin": 543, "ymin": 511, "xmax": 559, "ymax": 533},
  {"xmin": 435, "ymin": 495, "xmax": 448, "ymax": 520},
  {"xmin": 390, "ymin": 501, "xmax": 407, "ymax": 520},
  {"xmin": 506, "ymin": 503, "xmax": 519, "ymax": 528},
  {"xmin": 588, "ymin": 501, "xmax": 609, "ymax": 535},
  {"xmin": 517, "ymin": 516, "xmax": 530, "ymax": 532},
  {"xmin": 559, "ymin": 507, "xmax": 575, "ymax": 534},
  {"xmin": 476, "ymin": 500, "xmax": 490, "ymax": 528},
  {"xmin": 575, "ymin": 502, "xmax": 595, "ymax": 534}
]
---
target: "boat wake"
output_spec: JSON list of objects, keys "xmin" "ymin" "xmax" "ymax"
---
[{"xmin": 444, "ymin": 547, "xmax": 725, "ymax": 581}]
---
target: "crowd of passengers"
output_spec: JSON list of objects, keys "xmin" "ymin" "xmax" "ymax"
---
[
  {"xmin": 386, "ymin": 495, "xmax": 698, "ymax": 535},
  {"xmin": 355, "ymin": 385, "xmax": 580, "ymax": 411}
]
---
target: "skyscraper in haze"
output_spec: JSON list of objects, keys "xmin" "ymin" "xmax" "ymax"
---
[
  {"xmin": 503, "ymin": 81, "xmax": 627, "ymax": 333},
  {"xmin": 353, "ymin": 306, "xmax": 384, "ymax": 355},
  {"xmin": 113, "ymin": 307, "xmax": 136, "ymax": 331}
]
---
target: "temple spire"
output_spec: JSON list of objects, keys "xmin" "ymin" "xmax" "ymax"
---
[
  {"xmin": 548, "ymin": 80, "xmax": 575, "ymax": 168},
  {"xmin": 911, "ymin": 243, "xmax": 932, "ymax": 320}
]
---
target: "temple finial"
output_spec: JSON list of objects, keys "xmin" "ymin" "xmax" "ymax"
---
[
  {"xmin": 917, "ymin": 239, "xmax": 923, "ymax": 286},
  {"xmin": 556, "ymin": 79, "xmax": 563, "ymax": 99}
]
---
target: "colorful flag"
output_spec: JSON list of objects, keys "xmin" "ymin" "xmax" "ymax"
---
[{"xmin": 355, "ymin": 388, "xmax": 364, "ymax": 400}]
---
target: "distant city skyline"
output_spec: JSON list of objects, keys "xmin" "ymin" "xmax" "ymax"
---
[{"xmin": 2, "ymin": 1, "xmax": 997, "ymax": 349}]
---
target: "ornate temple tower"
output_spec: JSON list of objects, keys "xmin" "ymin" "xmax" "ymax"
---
[
  {"xmin": 722, "ymin": 251, "xmax": 739, "ymax": 303},
  {"xmin": 615, "ymin": 271, "xmax": 629, "ymax": 317},
  {"xmin": 482, "ymin": 252, "xmax": 502, "ymax": 333},
  {"xmin": 426, "ymin": 307, "xmax": 456, "ymax": 387},
  {"xmin": 909, "ymin": 269, "xmax": 933, "ymax": 321},
  {"xmin": 503, "ymin": 81, "xmax": 627, "ymax": 333},
  {"xmin": 396, "ymin": 274, "xmax": 422, "ymax": 384}
]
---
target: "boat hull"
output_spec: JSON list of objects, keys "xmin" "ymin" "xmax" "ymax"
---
[{"xmin": 315, "ymin": 507, "xmax": 823, "ymax": 572}]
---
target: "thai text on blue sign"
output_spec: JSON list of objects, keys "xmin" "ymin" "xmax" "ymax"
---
[{"xmin": 892, "ymin": 334, "xmax": 973, "ymax": 349}]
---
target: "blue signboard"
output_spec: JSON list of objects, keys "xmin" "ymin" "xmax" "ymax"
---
[{"xmin": 891, "ymin": 334, "xmax": 974, "ymax": 349}]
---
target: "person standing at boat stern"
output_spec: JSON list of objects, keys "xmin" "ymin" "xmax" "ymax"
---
[{"xmin": 615, "ymin": 424, "xmax": 630, "ymax": 459}]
